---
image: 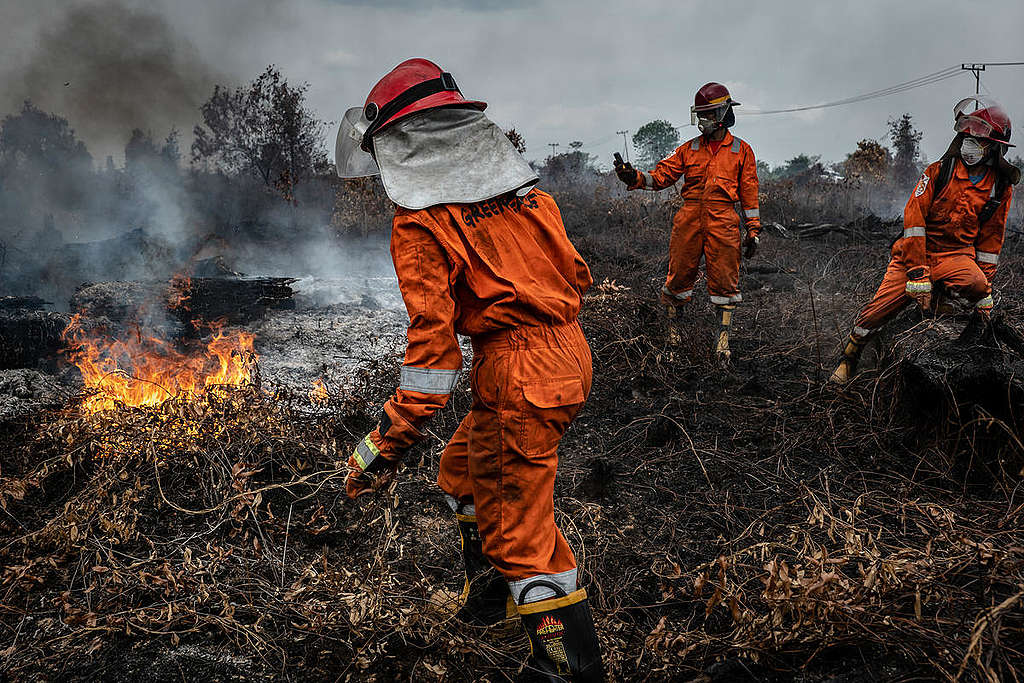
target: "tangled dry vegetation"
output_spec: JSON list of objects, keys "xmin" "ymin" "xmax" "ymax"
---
[{"xmin": 2, "ymin": 190, "xmax": 1024, "ymax": 681}]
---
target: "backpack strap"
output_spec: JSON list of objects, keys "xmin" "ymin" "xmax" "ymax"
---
[
  {"xmin": 932, "ymin": 156, "xmax": 956, "ymax": 200},
  {"xmin": 978, "ymin": 174, "xmax": 1009, "ymax": 225}
]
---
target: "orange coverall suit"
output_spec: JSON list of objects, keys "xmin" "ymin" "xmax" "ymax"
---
[
  {"xmin": 356, "ymin": 189, "xmax": 593, "ymax": 603},
  {"xmin": 629, "ymin": 131, "xmax": 761, "ymax": 306},
  {"xmin": 851, "ymin": 159, "xmax": 1012, "ymax": 337}
]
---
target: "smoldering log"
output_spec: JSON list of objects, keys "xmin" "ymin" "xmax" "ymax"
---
[
  {"xmin": 71, "ymin": 276, "xmax": 297, "ymax": 328},
  {"xmin": 0, "ymin": 296, "xmax": 52, "ymax": 311},
  {"xmin": 0, "ymin": 308, "xmax": 71, "ymax": 370},
  {"xmin": 69, "ymin": 281, "xmax": 161, "ymax": 323},
  {"xmin": 766, "ymin": 215, "xmax": 901, "ymax": 241},
  {"xmin": 171, "ymin": 277, "xmax": 297, "ymax": 324}
]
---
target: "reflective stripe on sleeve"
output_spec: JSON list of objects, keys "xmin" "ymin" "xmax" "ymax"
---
[
  {"xmin": 353, "ymin": 434, "xmax": 380, "ymax": 471},
  {"xmin": 399, "ymin": 366, "xmax": 459, "ymax": 394},
  {"xmin": 642, "ymin": 171, "xmax": 655, "ymax": 189},
  {"xmin": 744, "ymin": 208, "xmax": 760, "ymax": 219},
  {"xmin": 903, "ymin": 227, "xmax": 927, "ymax": 238},
  {"xmin": 976, "ymin": 251, "xmax": 999, "ymax": 265},
  {"xmin": 905, "ymin": 280, "xmax": 932, "ymax": 294},
  {"xmin": 509, "ymin": 568, "xmax": 579, "ymax": 605},
  {"xmin": 976, "ymin": 295, "xmax": 994, "ymax": 309}
]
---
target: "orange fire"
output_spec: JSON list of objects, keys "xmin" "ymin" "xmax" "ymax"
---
[
  {"xmin": 62, "ymin": 314, "xmax": 258, "ymax": 414},
  {"xmin": 309, "ymin": 378, "xmax": 329, "ymax": 405},
  {"xmin": 167, "ymin": 274, "xmax": 192, "ymax": 310}
]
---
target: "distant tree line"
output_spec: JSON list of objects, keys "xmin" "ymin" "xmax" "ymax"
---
[{"xmin": 0, "ymin": 65, "xmax": 337, "ymax": 294}]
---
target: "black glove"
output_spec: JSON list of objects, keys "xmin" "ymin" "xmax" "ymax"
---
[
  {"xmin": 743, "ymin": 234, "xmax": 759, "ymax": 259},
  {"xmin": 613, "ymin": 152, "xmax": 637, "ymax": 185}
]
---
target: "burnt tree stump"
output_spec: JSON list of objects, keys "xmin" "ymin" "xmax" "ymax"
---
[{"xmin": 892, "ymin": 314, "xmax": 1024, "ymax": 477}]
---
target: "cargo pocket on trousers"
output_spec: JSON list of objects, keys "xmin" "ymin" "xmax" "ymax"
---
[{"xmin": 521, "ymin": 376, "xmax": 586, "ymax": 456}]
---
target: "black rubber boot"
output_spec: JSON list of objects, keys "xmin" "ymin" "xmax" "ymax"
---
[
  {"xmin": 666, "ymin": 304, "xmax": 682, "ymax": 346},
  {"xmin": 517, "ymin": 581, "xmax": 604, "ymax": 682},
  {"xmin": 715, "ymin": 304, "xmax": 736, "ymax": 366},
  {"xmin": 455, "ymin": 512, "xmax": 515, "ymax": 626},
  {"xmin": 829, "ymin": 334, "xmax": 866, "ymax": 385}
]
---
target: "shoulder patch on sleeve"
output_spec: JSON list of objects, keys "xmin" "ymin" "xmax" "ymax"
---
[{"xmin": 914, "ymin": 173, "xmax": 929, "ymax": 197}]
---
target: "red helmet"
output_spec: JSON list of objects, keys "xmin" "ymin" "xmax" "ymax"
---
[
  {"xmin": 360, "ymin": 58, "xmax": 486, "ymax": 151},
  {"xmin": 953, "ymin": 95, "xmax": 1014, "ymax": 147},
  {"xmin": 692, "ymin": 82, "xmax": 740, "ymax": 114}
]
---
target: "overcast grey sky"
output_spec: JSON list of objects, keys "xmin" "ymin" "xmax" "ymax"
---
[{"xmin": 2, "ymin": 0, "xmax": 1023, "ymax": 169}]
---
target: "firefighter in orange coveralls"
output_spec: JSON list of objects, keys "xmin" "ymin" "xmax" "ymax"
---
[
  {"xmin": 614, "ymin": 83, "xmax": 761, "ymax": 363},
  {"xmin": 334, "ymin": 59, "xmax": 603, "ymax": 681},
  {"xmin": 831, "ymin": 96, "xmax": 1020, "ymax": 384}
]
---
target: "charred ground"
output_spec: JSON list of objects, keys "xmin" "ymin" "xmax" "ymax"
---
[{"xmin": 1, "ymin": 188, "xmax": 1024, "ymax": 682}]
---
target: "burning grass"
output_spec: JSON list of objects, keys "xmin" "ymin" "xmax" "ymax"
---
[
  {"xmin": 2, "ymin": 229, "xmax": 1024, "ymax": 680},
  {"xmin": 61, "ymin": 315, "xmax": 258, "ymax": 416}
]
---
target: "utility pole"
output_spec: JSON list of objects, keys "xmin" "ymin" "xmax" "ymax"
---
[
  {"xmin": 961, "ymin": 62, "xmax": 1024, "ymax": 104},
  {"xmin": 961, "ymin": 63, "xmax": 986, "ymax": 95},
  {"xmin": 616, "ymin": 130, "xmax": 630, "ymax": 163},
  {"xmin": 547, "ymin": 142, "xmax": 560, "ymax": 157}
]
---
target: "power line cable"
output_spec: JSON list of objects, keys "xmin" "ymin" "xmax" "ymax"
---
[
  {"xmin": 743, "ymin": 69, "xmax": 963, "ymax": 115},
  {"xmin": 740, "ymin": 65, "xmax": 967, "ymax": 115}
]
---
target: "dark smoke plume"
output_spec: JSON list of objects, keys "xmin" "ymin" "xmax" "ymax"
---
[{"xmin": 10, "ymin": 0, "xmax": 222, "ymax": 157}]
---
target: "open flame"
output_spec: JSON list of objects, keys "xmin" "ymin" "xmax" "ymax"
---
[
  {"xmin": 62, "ymin": 314, "xmax": 258, "ymax": 414},
  {"xmin": 309, "ymin": 378, "xmax": 329, "ymax": 405}
]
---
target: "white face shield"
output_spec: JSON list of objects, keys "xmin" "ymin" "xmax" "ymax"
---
[
  {"xmin": 369, "ymin": 108, "xmax": 539, "ymax": 210},
  {"xmin": 335, "ymin": 107, "xmax": 380, "ymax": 178}
]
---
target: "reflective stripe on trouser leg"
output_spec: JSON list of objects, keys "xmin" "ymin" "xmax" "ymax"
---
[
  {"xmin": 444, "ymin": 493, "xmax": 476, "ymax": 518},
  {"xmin": 509, "ymin": 568, "xmax": 579, "ymax": 604},
  {"xmin": 661, "ymin": 285, "xmax": 693, "ymax": 302}
]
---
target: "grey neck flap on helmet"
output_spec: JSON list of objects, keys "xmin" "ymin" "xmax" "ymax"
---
[{"xmin": 372, "ymin": 108, "xmax": 539, "ymax": 210}]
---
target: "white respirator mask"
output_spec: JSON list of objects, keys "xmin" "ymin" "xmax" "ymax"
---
[{"xmin": 960, "ymin": 137, "xmax": 989, "ymax": 166}]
